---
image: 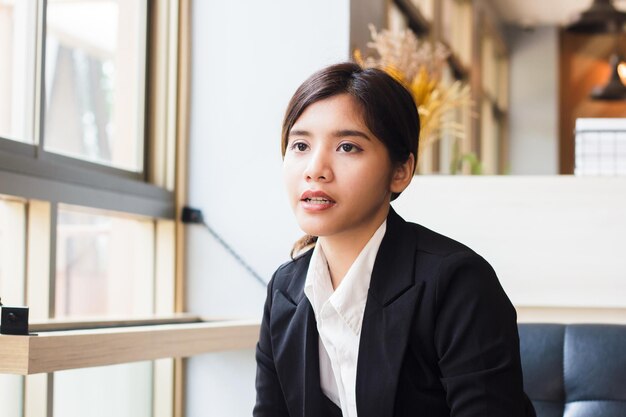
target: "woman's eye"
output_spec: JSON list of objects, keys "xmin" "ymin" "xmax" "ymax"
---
[
  {"xmin": 339, "ymin": 143, "xmax": 360, "ymax": 153},
  {"xmin": 290, "ymin": 142, "xmax": 308, "ymax": 152}
]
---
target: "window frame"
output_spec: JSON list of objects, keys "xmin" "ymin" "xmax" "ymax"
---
[
  {"xmin": 0, "ymin": 1, "xmax": 190, "ymax": 417},
  {"xmin": 0, "ymin": 0, "xmax": 173, "ymax": 220}
]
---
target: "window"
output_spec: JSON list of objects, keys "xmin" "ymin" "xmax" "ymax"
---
[
  {"xmin": 0, "ymin": 0, "xmax": 186, "ymax": 416},
  {"xmin": 0, "ymin": 196, "xmax": 26, "ymax": 417},
  {"xmin": 0, "ymin": 374, "xmax": 23, "ymax": 417},
  {"xmin": 54, "ymin": 362, "xmax": 153, "ymax": 417},
  {"xmin": 55, "ymin": 206, "xmax": 156, "ymax": 318},
  {"xmin": 0, "ymin": 197, "xmax": 26, "ymax": 304},
  {"xmin": 0, "ymin": 1, "xmax": 38, "ymax": 144},
  {"xmin": 44, "ymin": 0, "xmax": 146, "ymax": 171},
  {"xmin": 575, "ymin": 118, "xmax": 626, "ymax": 176},
  {"xmin": 479, "ymin": 29, "xmax": 509, "ymax": 175}
]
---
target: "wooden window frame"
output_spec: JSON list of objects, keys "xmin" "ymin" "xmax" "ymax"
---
[{"xmin": 0, "ymin": 2, "xmax": 228, "ymax": 417}]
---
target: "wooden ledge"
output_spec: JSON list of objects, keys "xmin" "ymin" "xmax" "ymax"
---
[
  {"xmin": 0, "ymin": 319, "xmax": 260, "ymax": 375},
  {"xmin": 516, "ymin": 306, "xmax": 626, "ymax": 324},
  {"xmin": 28, "ymin": 313, "xmax": 203, "ymax": 332}
]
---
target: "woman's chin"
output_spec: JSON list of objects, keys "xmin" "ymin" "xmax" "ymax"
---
[{"xmin": 296, "ymin": 220, "xmax": 331, "ymax": 238}]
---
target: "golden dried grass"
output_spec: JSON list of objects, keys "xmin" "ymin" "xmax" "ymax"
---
[{"xmin": 355, "ymin": 25, "xmax": 472, "ymax": 160}]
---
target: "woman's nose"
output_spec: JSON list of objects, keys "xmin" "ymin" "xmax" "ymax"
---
[{"xmin": 304, "ymin": 149, "xmax": 332, "ymax": 182}]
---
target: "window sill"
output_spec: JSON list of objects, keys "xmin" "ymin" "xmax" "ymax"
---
[{"xmin": 0, "ymin": 318, "xmax": 260, "ymax": 375}]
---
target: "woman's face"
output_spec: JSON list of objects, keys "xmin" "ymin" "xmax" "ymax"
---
[{"xmin": 283, "ymin": 93, "xmax": 410, "ymax": 243}]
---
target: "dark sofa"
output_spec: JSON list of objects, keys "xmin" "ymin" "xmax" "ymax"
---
[{"xmin": 518, "ymin": 323, "xmax": 626, "ymax": 417}]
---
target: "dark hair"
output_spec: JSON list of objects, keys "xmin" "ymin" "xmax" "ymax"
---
[{"xmin": 282, "ymin": 62, "xmax": 420, "ymax": 256}]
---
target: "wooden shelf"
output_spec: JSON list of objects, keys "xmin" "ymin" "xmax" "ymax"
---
[
  {"xmin": 28, "ymin": 313, "xmax": 203, "ymax": 332},
  {"xmin": 0, "ymin": 319, "xmax": 260, "ymax": 375},
  {"xmin": 6, "ymin": 310, "xmax": 624, "ymax": 375}
]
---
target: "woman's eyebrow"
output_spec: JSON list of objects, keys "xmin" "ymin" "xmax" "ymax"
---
[
  {"xmin": 288, "ymin": 129, "xmax": 310, "ymax": 137},
  {"xmin": 288, "ymin": 129, "xmax": 371, "ymax": 140},
  {"xmin": 333, "ymin": 129, "xmax": 371, "ymax": 140}
]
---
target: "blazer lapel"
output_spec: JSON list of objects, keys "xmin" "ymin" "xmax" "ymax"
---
[
  {"xmin": 356, "ymin": 208, "xmax": 424, "ymax": 417},
  {"xmin": 270, "ymin": 251, "xmax": 327, "ymax": 417}
]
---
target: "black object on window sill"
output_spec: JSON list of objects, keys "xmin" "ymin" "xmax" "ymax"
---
[{"xmin": 0, "ymin": 298, "xmax": 29, "ymax": 335}]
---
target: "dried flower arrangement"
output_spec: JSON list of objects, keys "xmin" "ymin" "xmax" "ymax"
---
[{"xmin": 355, "ymin": 25, "xmax": 472, "ymax": 166}]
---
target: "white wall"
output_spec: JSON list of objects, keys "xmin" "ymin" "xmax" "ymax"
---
[
  {"xmin": 393, "ymin": 176, "xmax": 626, "ymax": 308},
  {"xmin": 186, "ymin": 1, "xmax": 350, "ymax": 416},
  {"xmin": 506, "ymin": 26, "xmax": 559, "ymax": 175}
]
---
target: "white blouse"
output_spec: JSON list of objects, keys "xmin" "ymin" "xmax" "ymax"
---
[{"xmin": 303, "ymin": 220, "xmax": 387, "ymax": 417}]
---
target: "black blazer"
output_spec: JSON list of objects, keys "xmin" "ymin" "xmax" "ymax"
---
[{"xmin": 254, "ymin": 208, "xmax": 536, "ymax": 417}]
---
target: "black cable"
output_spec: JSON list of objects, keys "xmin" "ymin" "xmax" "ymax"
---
[{"xmin": 181, "ymin": 206, "xmax": 268, "ymax": 287}]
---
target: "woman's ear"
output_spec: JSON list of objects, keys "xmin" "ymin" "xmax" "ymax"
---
[{"xmin": 390, "ymin": 153, "xmax": 415, "ymax": 195}]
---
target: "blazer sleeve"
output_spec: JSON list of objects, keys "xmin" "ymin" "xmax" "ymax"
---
[
  {"xmin": 253, "ymin": 271, "xmax": 290, "ymax": 417},
  {"xmin": 434, "ymin": 251, "xmax": 535, "ymax": 417}
]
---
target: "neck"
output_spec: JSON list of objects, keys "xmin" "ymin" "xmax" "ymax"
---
[{"xmin": 318, "ymin": 211, "xmax": 388, "ymax": 290}]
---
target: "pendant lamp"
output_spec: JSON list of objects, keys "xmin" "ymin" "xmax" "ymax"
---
[
  {"xmin": 567, "ymin": 0, "xmax": 626, "ymax": 100},
  {"xmin": 618, "ymin": 60, "xmax": 626, "ymax": 83},
  {"xmin": 590, "ymin": 53, "xmax": 626, "ymax": 100},
  {"xmin": 566, "ymin": 0, "xmax": 626, "ymax": 33}
]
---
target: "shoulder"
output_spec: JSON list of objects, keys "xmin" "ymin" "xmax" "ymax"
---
[
  {"xmin": 268, "ymin": 247, "xmax": 313, "ymax": 292},
  {"xmin": 398, "ymin": 219, "xmax": 490, "ymax": 273},
  {"xmin": 406, "ymin": 221, "xmax": 475, "ymax": 257},
  {"xmin": 408, "ymin": 223, "xmax": 511, "ymax": 317},
  {"xmin": 395, "ymin": 217, "xmax": 502, "ymax": 300},
  {"xmin": 385, "ymin": 208, "xmax": 493, "ymax": 279}
]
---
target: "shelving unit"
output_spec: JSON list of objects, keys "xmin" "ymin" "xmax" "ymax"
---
[
  {"xmin": 393, "ymin": 0, "xmax": 431, "ymax": 35},
  {"xmin": 387, "ymin": 0, "xmax": 510, "ymax": 175}
]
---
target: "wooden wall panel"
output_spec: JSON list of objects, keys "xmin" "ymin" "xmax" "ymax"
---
[{"xmin": 559, "ymin": 31, "xmax": 626, "ymax": 174}]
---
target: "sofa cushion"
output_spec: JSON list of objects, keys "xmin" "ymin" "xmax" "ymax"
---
[
  {"xmin": 563, "ymin": 325, "xmax": 626, "ymax": 417},
  {"xmin": 564, "ymin": 401, "xmax": 626, "ymax": 417},
  {"xmin": 519, "ymin": 324, "xmax": 565, "ymax": 417},
  {"xmin": 519, "ymin": 323, "xmax": 626, "ymax": 417}
]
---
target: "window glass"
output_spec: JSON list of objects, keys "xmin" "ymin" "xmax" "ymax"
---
[
  {"xmin": 44, "ymin": 0, "xmax": 146, "ymax": 172},
  {"xmin": 0, "ymin": 197, "xmax": 26, "ymax": 305},
  {"xmin": 0, "ymin": 197, "xmax": 26, "ymax": 417},
  {"xmin": 54, "ymin": 361, "xmax": 153, "ymax": 417},
  {"xmin": 0, "ymin": 375, "xmax": 23, "ymax": 417},
  {"xmin": 0, "ymin": 0, "xmax": 38, "ymax": 143},
  {"xmin": 575, "ymin": 118, "xmax": 626, "ymax": 176},
  {"xmin": 55, "ymin": 205, "xmax": 155, "ymax": 318}
]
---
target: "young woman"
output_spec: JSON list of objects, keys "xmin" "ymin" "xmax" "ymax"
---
[{"xmin": 254, "ymin": 62, "xmax": 535, "ymax": 417}]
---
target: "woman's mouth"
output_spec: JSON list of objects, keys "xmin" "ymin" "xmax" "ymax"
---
[
  {"xmin": 300, "ymin": 191, "xmax": 336, "ymax": 211},
  {"xmin": 303, "ymin": 197, "xmax": 333, "ymax": 204}
]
